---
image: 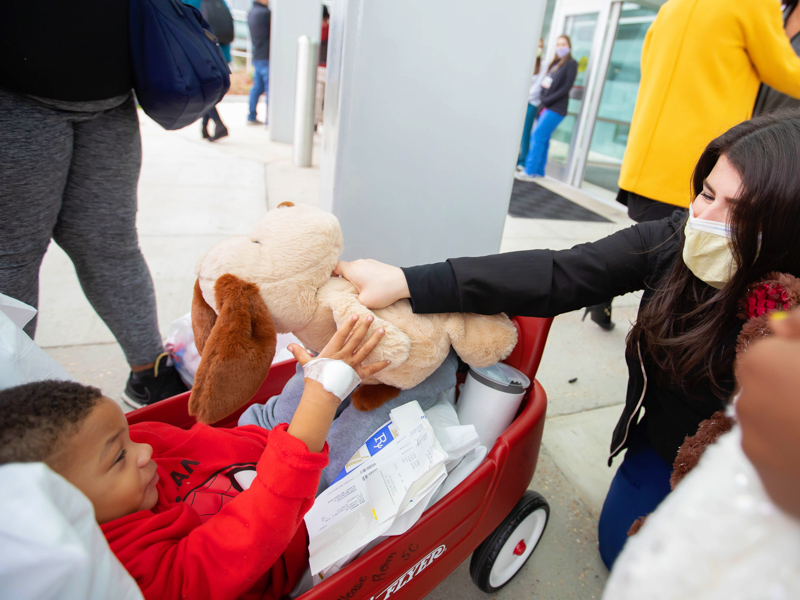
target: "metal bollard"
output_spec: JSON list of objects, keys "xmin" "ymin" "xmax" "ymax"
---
[{"xmin": 293, "ymin": 35, "xmax": 320, "ymax": 167}]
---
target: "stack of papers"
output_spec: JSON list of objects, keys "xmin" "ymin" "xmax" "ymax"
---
[{"xmin": 305, "ymin": 402, "xmax": 448, "ymax": 577}]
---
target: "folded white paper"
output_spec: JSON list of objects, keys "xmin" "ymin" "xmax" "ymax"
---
[{"xmin": 305, "ymin": 402, "xmax": 448, "ymax": 577}]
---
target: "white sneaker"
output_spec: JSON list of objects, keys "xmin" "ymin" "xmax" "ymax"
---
[
  {"xmin": 514, "ymin": 171, "xmax": 539, "ymax": 182},
  {"xmin": 515, "ymin": 164, "xmax": 524, "ymax": 172}
]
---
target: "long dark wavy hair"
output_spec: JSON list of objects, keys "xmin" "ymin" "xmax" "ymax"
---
[{"xmin": 627, "ymin": 111, "xmax": 800, "ymax": 399}]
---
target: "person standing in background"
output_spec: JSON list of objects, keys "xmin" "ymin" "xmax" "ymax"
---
[
  {"xmin": 0, "ymin": 0, "xmax": 187, "ymax": 406},
  {"xmin": 247, "ymin": 0, "xmax": 271, "ymax": 126},
  {"xmin": 314, "ymin": 5, "xmax": 330, "ymax": 129},
  {"xmin": 184, "ymin": 0, "xmax": 232, "ymax": 141},
  {"xmin": 754, "ymin": 0, "xmax": 800, "ymax": 115},
  {"xmin": 516, "ymin": 39, "xmax": 545, "ymax": 172},
  {"xmin": 515, "ymin": 35, "xmax": 577, "ymax": 182},
  {"xmin": 617, "ymin": 0, "xmax": 800, "ymax": 223}
]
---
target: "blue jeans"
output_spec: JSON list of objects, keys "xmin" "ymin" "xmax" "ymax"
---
[
  {"xmin": 523, "ymin": 108, "xmax": 564, "ymax": 177},
  {"xmin": 597, "ymin": 434, "xmax": 672, "ymax": 570},
  {"xmin": 248, "ymin": 59, "xmax": 269, "ymax": 121},
  {"xmin": 517, "ymin": 103, "xmax": 539, "ymax": 167}
]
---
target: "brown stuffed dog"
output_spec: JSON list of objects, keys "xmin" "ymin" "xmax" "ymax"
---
[{"xmin": 188, "ymin": 202, "xmax": 518, "ymax": 424}]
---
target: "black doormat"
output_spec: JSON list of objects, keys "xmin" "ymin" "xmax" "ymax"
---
[{"xmin": 509, "ymin": 179, "xmax": 611, "ymax": 223}]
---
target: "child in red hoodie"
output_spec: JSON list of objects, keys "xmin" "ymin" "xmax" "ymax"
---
[{"xmin": 0, "ymin": 315, "xmax": 387, "ymax": 600}]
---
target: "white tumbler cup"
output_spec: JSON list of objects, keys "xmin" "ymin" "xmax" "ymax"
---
[{"xmin": 456, "ymin": 363, "xmax": 531, "ymax": 449}]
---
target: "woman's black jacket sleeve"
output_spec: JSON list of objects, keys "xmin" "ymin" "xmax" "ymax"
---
[{"xmin": 403, "ymin": 212, "xmax": 685, "ymax": 317}]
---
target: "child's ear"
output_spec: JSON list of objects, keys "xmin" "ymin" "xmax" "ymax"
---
[
  {"xmin": 189, "ymin": 274, "xmax": 277, "ymax": 424},
  {"xmin": 192, "ymin": 279, "xmax": 217, "ymax": 355}
]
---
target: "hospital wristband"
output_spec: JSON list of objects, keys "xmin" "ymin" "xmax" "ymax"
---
[{"xmin": 302, "ymin": 358, "xmax": 361, "ymax": 402}]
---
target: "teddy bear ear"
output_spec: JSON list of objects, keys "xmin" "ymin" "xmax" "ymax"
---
[
  {"xmin": 192, "ymin": 279, "xmax": 217, "ymax": 355},
  {"xmin": 188, "ymin": 274, "xmax": 277, "ymax": 424}
]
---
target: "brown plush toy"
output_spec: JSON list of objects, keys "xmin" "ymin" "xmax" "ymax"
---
[
  {"xmin": 628, "ymin": 272, "xmax": 800, "ymax": 536},
  {"xmin": 187, "ymin": 202, "xmax": 518, "ymax": 424}
]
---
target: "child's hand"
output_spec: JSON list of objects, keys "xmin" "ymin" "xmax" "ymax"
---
[
  {"xmin": 288, "ymin": 314, "xmax": 390, "ymax": 380},
  {"xmin": 736, "ymin": 307, "xmax": 800, "ymax": 519},
  {"xmin": 767, "ymin": 308, "xmax": 800, "ymax": 339},
  {"xmin": 286, "ymin": 316, "xmax": 390, "ymax": 452}
]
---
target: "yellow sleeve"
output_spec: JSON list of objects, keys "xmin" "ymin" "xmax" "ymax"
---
[
  {"xmin": 742, "ymin": 0, "xmax": 800, "ymax": 98},
  {"xmin": 639, "ymin": 16, "xmax": 654, "ymax": 68}
]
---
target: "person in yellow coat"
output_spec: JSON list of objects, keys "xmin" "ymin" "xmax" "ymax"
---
[{"xmin": 618, "ymin": 0, "xmax": 800, "ymax": 222}]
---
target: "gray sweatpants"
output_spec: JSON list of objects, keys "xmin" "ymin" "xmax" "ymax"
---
[
  {"xmin": 240, "ymin": 351, "xmax": 459, "ymax": 490},
  {"xmin": 0, "ymin": 88, "xmax": 164, "ymax": 366}
]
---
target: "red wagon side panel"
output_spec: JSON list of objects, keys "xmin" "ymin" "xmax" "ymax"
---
[{"xmin": 298, "ymin": 380, "xmax": 547, "ymax": 600}]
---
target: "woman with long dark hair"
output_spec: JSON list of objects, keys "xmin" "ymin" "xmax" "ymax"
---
[
  {"xmin": 334, "ymin": 111, "xmax": 800, "ymax": 568},
  {"xmin": 515, "ymin": 35, "xmax": 578, "ymax": 180}
]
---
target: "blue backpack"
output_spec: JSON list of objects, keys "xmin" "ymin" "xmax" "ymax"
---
[{"xmin": 129, "ymin": 0, "xmax": 231, "ymax": 130}]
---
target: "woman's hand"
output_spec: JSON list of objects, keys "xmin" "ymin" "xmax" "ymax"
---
[
  {"xmin": 333, "ymin": 260, "xmax": 410, "ymax": 309},
  {"xmin": 288, "ymin": 314, "xmax": 390, "ymax": 381}
]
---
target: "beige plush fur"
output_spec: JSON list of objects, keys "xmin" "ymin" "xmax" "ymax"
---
[{"xmin": 194, "ymin": 203, "xmax": 518, "ymax": 412}]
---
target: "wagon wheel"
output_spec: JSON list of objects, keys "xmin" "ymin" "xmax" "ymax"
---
[{"xmin": 469, "ymin": 490, "xmax": 550, "ymax": 593}]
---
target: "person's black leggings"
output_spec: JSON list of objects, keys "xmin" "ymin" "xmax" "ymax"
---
[
  {"xmin": 202, "ymin": 105, "xmax": 223, "ymax": 127},
  {"xmin": 0, "ymin": 88, "xmax": 164, "ymax": 366}
]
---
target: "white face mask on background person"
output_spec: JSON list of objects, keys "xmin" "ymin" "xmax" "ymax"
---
[{"xmin": 682, "ymin": 203, "xmax": 736, "ymax": 289}]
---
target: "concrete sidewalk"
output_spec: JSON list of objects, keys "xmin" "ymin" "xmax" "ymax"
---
[{"xmin": 38, "ymin": 97, "xmax": 637, "ymax": 600}]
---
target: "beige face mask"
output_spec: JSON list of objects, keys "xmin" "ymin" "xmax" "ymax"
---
[{"xmin": 682, "ymin": 203, "xmax": 736, "ymax": 289}]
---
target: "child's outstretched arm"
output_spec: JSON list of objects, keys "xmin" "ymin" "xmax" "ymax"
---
[{"xmin": 287, "ymin": 314, "xmax": 389, "ymax": 452}]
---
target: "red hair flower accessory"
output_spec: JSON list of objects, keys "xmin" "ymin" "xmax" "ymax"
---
[
  {"xmin": 738, "ymin": 272, "xmax": 800, "ymax": 321},
  {"xmin": 742, "ymin": 281, "xmax": 792, "ymax": 320},
  {"xmin": 735, "ymin": 272, "xmax": 800, "ymax": 357}
]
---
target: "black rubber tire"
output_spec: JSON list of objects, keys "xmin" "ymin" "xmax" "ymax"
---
[{"xmin": 469, "ymin": 490, "xmax": 550, "ymax": 593}]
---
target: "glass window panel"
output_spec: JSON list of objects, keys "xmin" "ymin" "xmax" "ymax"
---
[
  {"xmin": 546, "ymin": 12, "xmax": 599, "ymax": 178},
  {"xmin": 580, "ymin": 3, "xmax": 658, "ymax": 195}
]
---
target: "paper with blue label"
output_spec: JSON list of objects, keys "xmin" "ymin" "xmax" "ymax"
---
[
  {"xmin": 304, "ymin": 401, "xmax": 448, "ymax": 577},
  {"xmin": 331, "ymin": 421, "xmax": 397, "ymax": 485}
]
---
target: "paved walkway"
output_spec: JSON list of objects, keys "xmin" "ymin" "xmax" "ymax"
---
[{"xmin": 38, "ymin": 97, "xmax": 637, "ymax": 600}]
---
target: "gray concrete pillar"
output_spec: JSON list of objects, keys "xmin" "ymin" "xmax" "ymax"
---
[
  {"xmin": 319, "ymin": 0, "xmax": 545, "ymax": 266},
  {"xmin": 268, "ymin": 0, "xmax": 322, "ymax": 143}
]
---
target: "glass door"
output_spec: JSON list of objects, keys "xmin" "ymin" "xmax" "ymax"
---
[
  {"xmin": 543, "ymin": 0, "xmax": 610, "ymax": 182},
  {"xmin": 579, "ymin": 3, "xmax": 658, "ymax": 197}
]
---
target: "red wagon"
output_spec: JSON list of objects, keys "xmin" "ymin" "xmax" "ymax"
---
[{"xmin": 128, "ymin": 316, "xmax": 553, "ymax": 597}]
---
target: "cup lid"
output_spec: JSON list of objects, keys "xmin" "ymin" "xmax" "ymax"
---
[{"xmin": 469, "ymin": 363, "xmax": 531, "ymax": 394}]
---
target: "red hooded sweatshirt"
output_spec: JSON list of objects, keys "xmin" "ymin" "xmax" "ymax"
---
[{"xmin": 101, "ymin": 422, "xmax": 328, "ymax": 600}]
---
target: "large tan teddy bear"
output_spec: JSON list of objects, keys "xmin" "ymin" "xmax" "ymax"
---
[{"xmin": 189, "ymin": 202, "xmax": 518, "ymax": 423}]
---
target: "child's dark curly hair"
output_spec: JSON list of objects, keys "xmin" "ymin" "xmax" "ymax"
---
[{"xmin": 0, "ymin": 380, "xmax": 104, "ymax": 466}]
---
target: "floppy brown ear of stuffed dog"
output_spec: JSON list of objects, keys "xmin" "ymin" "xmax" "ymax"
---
[
  {"xmin": 189, "ymin": 275, "xmax": 276, "ymax": 424},
  {"xmin": 192, "ymin": 279, "xmax": 218, "ymax": 355}
]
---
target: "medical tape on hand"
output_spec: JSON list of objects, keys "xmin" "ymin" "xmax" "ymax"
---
[{"xmin": 302, "ymin": 358, "xmax": 361, "ymax": 401}]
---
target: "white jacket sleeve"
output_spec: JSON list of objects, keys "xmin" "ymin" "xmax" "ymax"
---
[{"xmin": 0, "ymin": 463, "xmax": 143, "ymax": 600}]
